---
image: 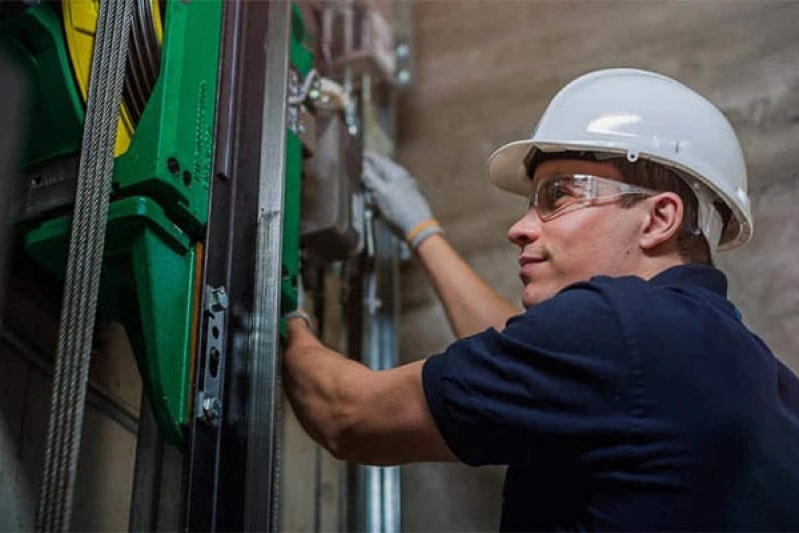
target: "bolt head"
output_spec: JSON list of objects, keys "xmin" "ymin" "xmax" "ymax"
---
[
  {"xmin": 396, "ymin": 42, "xmax": 410, "ymax": 58},
  {"xmin": 202, "ymin": 397, "xmax": 222, "ymax": 420}
]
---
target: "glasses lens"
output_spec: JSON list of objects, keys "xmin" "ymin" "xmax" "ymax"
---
[{"xmin": 535, "ymin": 175, "xmax": 589, "ymax": 218}]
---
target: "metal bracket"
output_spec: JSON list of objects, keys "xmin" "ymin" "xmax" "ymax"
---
[
  {"xmin": 288, "ymin": 68, "xmax": 318, "ymax": 142},
  {"xmin": 17, "ymin": 157, "xmax": 79, "ymax": 221},
  {"xmin": 196, "ymin": 285, "xmax": 228, "ymax": 427}
]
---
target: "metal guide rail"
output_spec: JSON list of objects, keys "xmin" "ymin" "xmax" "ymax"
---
[{"xmin": 183, "ymin": 1, "xmax": 315, "ymax": 529}]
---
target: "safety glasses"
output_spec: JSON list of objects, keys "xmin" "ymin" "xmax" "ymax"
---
[{"xmin": 527, "ymin": 174, "xmax": 659, "ymax": 221}]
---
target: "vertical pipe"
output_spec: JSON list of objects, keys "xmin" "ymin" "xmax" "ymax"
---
[{"xmin": 357, "ymin": 218, "xmax": 401, "ymax": 533}]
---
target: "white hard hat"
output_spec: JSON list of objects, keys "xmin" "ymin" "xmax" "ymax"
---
[{"xmin": 487, "ymin": 68, "xmax": 753, "ymax": 250}]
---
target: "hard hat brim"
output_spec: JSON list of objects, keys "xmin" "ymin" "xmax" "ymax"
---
[
  {"xmin": 487, "ymin": 139, "xmax": 628, "ymax": 196},
  {"xmin": 486, "ymin": 140, "xmax": 537, "ymax": 196}
]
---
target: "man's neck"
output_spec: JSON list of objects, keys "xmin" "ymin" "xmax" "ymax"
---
[{"xmin": 636, "ymin": 254, "xmax": 688, "ymax": 281}]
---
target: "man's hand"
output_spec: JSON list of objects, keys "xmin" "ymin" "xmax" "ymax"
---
[{"xmin": 362, "ymin": 151, "xmax": 443, "ymax": 249}]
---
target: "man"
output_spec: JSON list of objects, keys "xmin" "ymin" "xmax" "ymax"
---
[{"xmin": 283, "ymin": 69, "xmax": 799, "ymax": 530}]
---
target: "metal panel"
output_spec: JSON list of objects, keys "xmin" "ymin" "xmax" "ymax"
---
[{"xmin": 300, "ymin": 112, "xmax": 362, "ymax": 261}]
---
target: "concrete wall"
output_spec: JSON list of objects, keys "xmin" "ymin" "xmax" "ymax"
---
[
  {"xmin": 0, "ymin": 273, "xmax": 141, "ymax": 532},
  {"xmin": 397, "ymin": 2, "xmax": 799, "ymax": 531}
]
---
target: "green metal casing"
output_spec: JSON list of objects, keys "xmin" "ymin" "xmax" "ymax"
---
[
  {"xmin": 23, "ymin": 0, "xmax": 224, "ymax": 446},
  {"xmin": 113, "ymin": 0, "xmax": 223, "ymax": 240},
  {"xmin": 282, "ymin": 4, "xmax": 315, "ymax": 315},
  {"xmin": 19, "ymin": 0, "xmax": 312, "ymax": 444},
  {"xmin": 26, "ymin": 197, "xmax": 195, "ymax": 445},
  {"xmin": 0, "ymin": 4, "xmax": 84, "ymax": 168}
]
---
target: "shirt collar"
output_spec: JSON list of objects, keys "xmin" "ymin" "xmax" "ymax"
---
[{"xmin": 649, "ymin": 264, "xmax": 728, "ymax": 297}]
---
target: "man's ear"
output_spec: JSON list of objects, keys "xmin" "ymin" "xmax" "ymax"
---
[{"xmin": 640, "ymin": 192, "xmax": 682, "ymax": 251}]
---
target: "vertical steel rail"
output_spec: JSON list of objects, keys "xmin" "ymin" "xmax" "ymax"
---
[
  {"xmin": 184, "ymin": 0, "xmax": 281, "ymax": 529},
  {"xmin": 245, "ymin": 0, "xmax": 291, "ymax": 530},
  {"xmin": 356, "ymin": 218, "xmax": 402, "ymax": 533}
]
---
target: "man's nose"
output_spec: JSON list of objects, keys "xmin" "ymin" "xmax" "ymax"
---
[{"xmin": 507, "ymin": 208, "xmax": 543, "ymax": 247}]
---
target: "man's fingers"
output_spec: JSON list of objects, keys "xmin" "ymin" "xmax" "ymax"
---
[
  {"xmin": 363, "ymin": 152, "xmax": 420, "ymax": 200},
  {"xmin": 365, "ymin": 151, "xmax": 406, "ymax": 178},
  {"xmin": 362, "ymin": 162, "xmax": 390, "ymax": 191}
]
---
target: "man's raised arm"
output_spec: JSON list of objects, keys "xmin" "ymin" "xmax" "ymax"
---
[{"xmin": 362, "ymin": 152, "xmax": 518, "ymax": 337}]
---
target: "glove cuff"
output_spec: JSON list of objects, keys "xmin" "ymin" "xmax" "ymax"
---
[
  {"xmin": 406, "ymin": 219, "xmax": 444, "ymax": 249},
  {"xmin": 284, "ymin": 309, "xmax": 316, "ymax": 335}
]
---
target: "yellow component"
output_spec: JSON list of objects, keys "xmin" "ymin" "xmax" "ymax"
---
[{"xmin": 62, "ymin": 0, "xmax": 164, "ymax": 156}]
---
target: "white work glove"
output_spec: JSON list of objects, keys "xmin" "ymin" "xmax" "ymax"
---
[{"xmin": 361, "ymin": 151, "xmax": 443, "ymax": 249}]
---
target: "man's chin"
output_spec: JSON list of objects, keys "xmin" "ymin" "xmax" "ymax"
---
[
  {"xmin": 522, "ymin": 283, "xmax": 562, "ymax": 308},
  {"xmin": 522, "ymin": 290, "xmax": 548, "ymax": 309}
]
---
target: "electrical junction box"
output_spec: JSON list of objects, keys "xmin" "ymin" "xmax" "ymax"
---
[{"xmin": 301, "ymin": 111, "xmax": 363, "ymax": 261}]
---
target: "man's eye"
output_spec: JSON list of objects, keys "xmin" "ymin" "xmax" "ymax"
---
[{"xmin": 548, "ymin": 182, "xmax": 577, "ymax": 203}]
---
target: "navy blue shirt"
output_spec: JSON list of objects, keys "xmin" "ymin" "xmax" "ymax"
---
[{"xmin": 422, "ymin": 265, "xmax": 799, "ymax": 531}]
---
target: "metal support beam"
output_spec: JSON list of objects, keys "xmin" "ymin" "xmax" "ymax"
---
[
  {"xmin": 129, "ymin": 393, "xmax": 182, "ymax": 532},
  {"xmin": 184, "ymin": 0, "xmax": 291, "ymax": 529},
  {"xmin": 246, "ymin": 0, "xmax": 291, "ymax": 529}
]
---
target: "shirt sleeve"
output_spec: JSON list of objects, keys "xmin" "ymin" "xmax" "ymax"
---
[{"xmin": 422, "ymin": 280, "xmax": 635, "ymax": 467}]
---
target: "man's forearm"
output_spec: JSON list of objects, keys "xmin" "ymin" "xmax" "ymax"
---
[
  {"xmin": 283, "ymin": 318, "xmax": 458, "ymax": 465},
  {"xmin": 283, "ymin": 319, "xmax": 372, "ymax": 455},
  {"xmin": 416, "ymin": 233, "xmax": 519, "ymax": 337}
]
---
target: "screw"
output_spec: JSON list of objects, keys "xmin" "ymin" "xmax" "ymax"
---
[{"xmin": 209, "ymin": 287, "xmax": 229, "ymax": 313}]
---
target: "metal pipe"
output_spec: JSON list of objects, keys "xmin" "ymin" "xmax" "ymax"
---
[{"xmin": 356, "ymin": 217, "xmax": 401, "ymax": 533}]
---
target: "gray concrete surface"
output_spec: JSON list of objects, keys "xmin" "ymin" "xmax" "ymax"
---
[
  {"xmin": 0, "ymin": 342, "xmax": 139, "ymax": 531},
  {"xmin": 397, "ymin": 2, "xmax": 799, "ymax": 531},
  {"xmin": 0, "ymin": 270, "xmax": 141, "ymax": 531}
]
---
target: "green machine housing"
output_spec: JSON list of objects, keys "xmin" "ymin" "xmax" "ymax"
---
[{"xmin": 2, "ymin": 1, "xmax": 314, "ymax": 446}]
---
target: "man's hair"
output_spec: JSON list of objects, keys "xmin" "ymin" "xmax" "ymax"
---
[
  {"xmin": 526, "ymin": 150, "xmax": 722, "ymax": 265},
  {"xmin": 611, "ymin": 158, "xmax": 713, "ymax": 265}
]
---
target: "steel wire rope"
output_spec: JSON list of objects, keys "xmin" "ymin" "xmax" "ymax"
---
[
  {"xmin": 35, "ymin": 0, "xmax": 134, "ymax": 529},
  {"xmin": 51, "ymin": 2, "xmax": 118, "ymax": 522},
  {"xmin": 123, "ymin": 0, "xmax": 161, "ymax": 123}
]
